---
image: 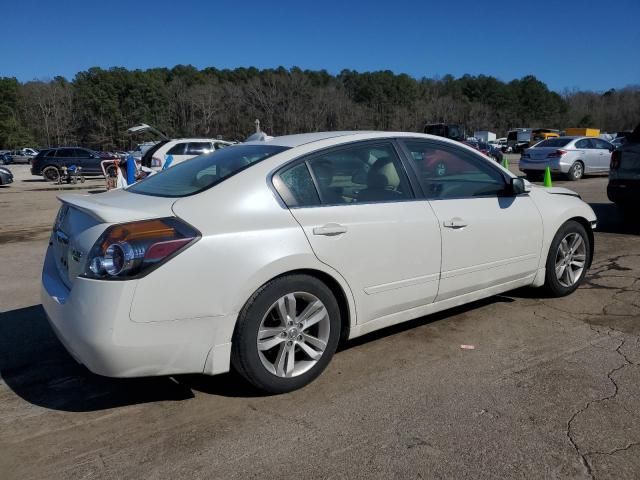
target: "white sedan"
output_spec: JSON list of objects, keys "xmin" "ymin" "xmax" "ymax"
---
[{"xmin": 42, "ymin": 132, "xmax": 596, "ymax": 393}]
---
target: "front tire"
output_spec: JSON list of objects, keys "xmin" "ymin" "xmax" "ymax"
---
[
  {"xmin": 544, "ymin": 220, "xmax": 590, "ymax": 297},
  {"xmin": 232, "ymin": 274, "xmax": 341, "ymax": 394}
]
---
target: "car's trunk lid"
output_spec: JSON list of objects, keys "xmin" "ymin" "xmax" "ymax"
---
[
  {"xmin": 527, "ymin": 147, "xmax": 566, "ymax": 161},
  {"xmin": 52, "ymin": 189, "xmax": 177, "ymax": 289}
]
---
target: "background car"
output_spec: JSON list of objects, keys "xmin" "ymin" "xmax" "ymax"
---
[
  {"xmin": 520, "ymin": 136, "xmax": 614, "ymax": 181},
  {"xmin": 31, "ymin": 147, "xmax": 115, "ymax": 181},
  {"xmin": 3, "ymin": 148, "xmax": 37, "ymax": 164},
  {"xmin": 0, "ymin": 166, "xmax": 14, "ymax": 185},
  {"xmin": 141, "ymin": 138, "xmax": 234, "ymax": 170},
  {"xmin": 608, "ymin": 124, "xmax": 640, "ymax": 211},
  {"xmin": 42, "ymin": 131, "xmax": 596, "ymax": 394},
  {"xmin": 611, "ymin": 137, "xmax": 626, "ymax": 149},
  {"xmin": 1, "ymin": 152, "xmax": 13, "ymax": 165}
]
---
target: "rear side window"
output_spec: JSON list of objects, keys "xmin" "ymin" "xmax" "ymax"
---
[
  {"xmin": 167, "ymin": 142, "xmax": 187, "ymax": 155},
  {"xmin": 592, "ymin": 139, "xmax": 611, "ymax": 150},
  {"xmin": 308, "ymin": 143, "xmax": 412, "ymax": 205},
  {"xmin": 186, "ymin": 142, "xmax": 213, "ymax": 155},
  {"xmin": 536, "ymin": 138, "xmax": 571, "ymax": 148},
  {"xmin": 128, "ymin": 145, "xmax": 289, "ymax": 197},
  {"xmin": 575, "ymin": 139, "xmax": 591, "ymax": 148}
]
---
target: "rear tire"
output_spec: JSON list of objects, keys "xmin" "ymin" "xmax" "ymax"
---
[
  {"xmin": 42, "ymin": 166, "xmax": 60, "ymax": 182},
  {"xmin": 544, "ymin": 220, "xmax": 590, "ymax": 297},
  {"xmin": 566, "ymin": 162, "xmax": 584, "ymax": 181},
  {"xmin": 232, "ymin": 274, "xmax": 341, "ymax": 394}
]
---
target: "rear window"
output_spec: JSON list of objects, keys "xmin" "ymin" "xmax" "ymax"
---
[
  {"xmin": 535, "ymin": 138, "xmax": 572, "ymax": 148},
  {"xmin": 128, "ymin": 144, "xmax": 289, "ymax": 197}
]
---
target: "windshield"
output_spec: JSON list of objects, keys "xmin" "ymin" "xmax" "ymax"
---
[
  {"xmin": 128, "ymin": 144, "xmax": 289, "ymax": 197},
  {"xmin": 535, "ymin": 138, "xmax": 572, "ymax": 148}
]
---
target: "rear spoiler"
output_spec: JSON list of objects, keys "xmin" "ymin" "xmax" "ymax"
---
[{"xmin": 57, "ymin": 192, "xmax": 176, "ymax": 224}]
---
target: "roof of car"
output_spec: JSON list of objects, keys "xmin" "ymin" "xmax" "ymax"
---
[
  {"xmin": 167, "ymin": 138, "xmax": 232, "ymax": 143},
  {"xmin": 243, "ymin": 131, "xmax": 462, "ymax": 148}
]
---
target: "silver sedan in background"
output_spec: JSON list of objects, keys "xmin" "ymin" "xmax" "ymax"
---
[{"xmin": 520, "ymin": 136, "xmax": 614, "ymax": 181}]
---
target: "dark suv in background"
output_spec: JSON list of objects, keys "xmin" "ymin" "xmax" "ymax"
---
[
  {"xmin": 31, "ymin": 147, "xmax": 111, "ymax": 181},
  {"xmin": 608, "ymin": 124, "xmax": 640, "ymax": 212}
]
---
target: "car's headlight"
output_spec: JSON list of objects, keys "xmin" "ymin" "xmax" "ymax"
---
[{"xmin": 84, "ymin": 217, "xmax": 200, "ymax": 280}]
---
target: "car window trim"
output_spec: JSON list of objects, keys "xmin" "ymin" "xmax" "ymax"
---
[
  {"xmin": 395, "ymin": 137, "xmax": 515, "ymax": 200},
  {"xmin": 271, "ymin": 138, "xmax": 419, "ymax": 209}
]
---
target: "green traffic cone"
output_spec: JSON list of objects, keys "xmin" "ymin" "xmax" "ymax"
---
[
  {"xmin": 543, "ymin": 166, "xmax": 552, "ymax": 187},
  {"xmin": 502, "ymin": 157, "xmax": 509, "ymax": 169}
]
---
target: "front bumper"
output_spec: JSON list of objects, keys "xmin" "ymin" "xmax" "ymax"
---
[
  {"xmin": 41, "ymin": 246, "xmax": 232, "ymax": 377},
  {"xmin": 0, "ymin": 173, "xmax": 13, "ymax": 185}
]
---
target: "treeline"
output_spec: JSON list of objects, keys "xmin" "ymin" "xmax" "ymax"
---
[{"xmin": 0, "ymin": 66, "xmax": 638, "ymax": 150}]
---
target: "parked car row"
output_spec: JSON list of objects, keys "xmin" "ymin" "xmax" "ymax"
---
[{"xmin": 1, "ymin": 148, "xmax": 38, "ymax": 164}]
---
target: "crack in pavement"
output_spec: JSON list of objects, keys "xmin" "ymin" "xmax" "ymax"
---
[
  {"xmin": 565, "ymin": 336, "xmax": 639, "ymax": 479},
  {"xmin": 522, "ymin": 254, "xmax": 640, "ymax": 479}
]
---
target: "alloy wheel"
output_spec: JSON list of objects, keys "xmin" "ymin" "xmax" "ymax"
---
[
  {"xmin": 555, "ymin": 232, "xmax": 587, "ymax": 287},
  {"xmin": 573, "ymin": 163, "xmax": 583, "ymax": 179},
  {"xmin": 257, "ymin": 292, "xmax": 330, "ymax": 378}
]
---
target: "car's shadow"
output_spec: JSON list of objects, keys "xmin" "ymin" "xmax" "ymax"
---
[{"xmin": 1, "ymin": 296, "xmax": 516, "ymax": 411}]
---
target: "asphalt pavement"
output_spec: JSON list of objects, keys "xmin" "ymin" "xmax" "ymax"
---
[{"xmin": 0, "ymin": 160, "xmax": 639, "ymax": 479}]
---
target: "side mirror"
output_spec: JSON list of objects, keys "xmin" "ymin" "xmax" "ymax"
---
[{"xmin": 510, "ymin": 177, "xmax": 528, "ymax": 195}]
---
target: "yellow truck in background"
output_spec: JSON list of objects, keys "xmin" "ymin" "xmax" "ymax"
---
[
  {"xmin": 530, "ymin": 128, "xmax": 560, "ymax": 146},
  {"xmin": 564, "ymin": 128, "xmax": 600, "ymax": 137}
]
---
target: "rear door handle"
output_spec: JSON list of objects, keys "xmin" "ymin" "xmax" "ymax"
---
[
  {"xmin": 443, "ymin": 217, "xmax": 467, "ymax": 229},
  {"xmin": 313, "ymin": 223, "xmax": 348, "ymax": 236}
]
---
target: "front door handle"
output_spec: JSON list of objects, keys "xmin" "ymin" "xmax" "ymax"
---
[
  {"xmin": 313, "ymin": 223, "xmax": 348, "ymax": 236},
  {"xmin": 443, "ymin": 217, "xmax": 467, "ymax": 229}
]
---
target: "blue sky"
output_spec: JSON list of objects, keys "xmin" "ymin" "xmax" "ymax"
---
[{"xmin": 1, "ymin": 0, "xmax": 638, "ymax": 92}]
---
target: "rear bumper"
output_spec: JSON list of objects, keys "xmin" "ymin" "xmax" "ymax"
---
[
  {"xmin": 607, "ymin": 179, "xmax": 640, "ymax": 204},
  {"xmin": 41, "ymin": 246, "xmax": 232, "ymax": 377},
  {"xmin": 520, "ymin": 159, "xmax": 570, "ymax": 173}
]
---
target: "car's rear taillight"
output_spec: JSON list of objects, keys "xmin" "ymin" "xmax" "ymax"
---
[
  {"xmin": 151, "ymin": 156, "xmax": 162, "ymax": 167},
  {"xmin": 84, "ymin": 218, "xmax": 199, "ymax": 280},
  {"xmin": 610, "ymin": 150, "xmax": 621, "ymax": 170},
  {"xmin": 547, "ymin": 149, "xmax": 567, "ymax": 159}
]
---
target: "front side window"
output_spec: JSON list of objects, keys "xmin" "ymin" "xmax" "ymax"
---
[
  {"xmin": 73, "ymin": 148, "xmax": 91, "ymax": 157},
  {"xmin": 402, "ymin": 140, "xmax": 507, "ymax": 199},
  {"xmin": 128, "ymin": 145, "xmax": 289, "ymax": 197},
  {"xmin": 57, "ymin": 148, "xmax": 75, "ymax": 158}
]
